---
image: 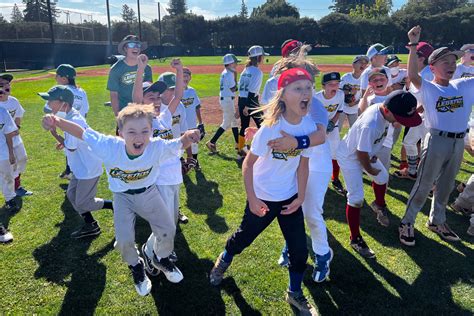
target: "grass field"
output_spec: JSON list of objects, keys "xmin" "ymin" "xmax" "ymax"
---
[{"xmin": 0, "ymin": 56, "xmax": 473, "ymax": 315}]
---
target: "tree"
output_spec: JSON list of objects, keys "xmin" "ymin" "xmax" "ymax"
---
[
  {"xmin": 330, "ymin": 0, "xmax": 376, "ymax": 14},
  {"xmin": 0, "ymin": 13, "xmax": 6, "ymax": 24},
  {"xmin": 251, "ymin": 0, "xmax": 300, "ymax": 19},
  {"xmin": 121, "ymin": 4, "xmax": 137, "ymax": 24},
  {"xmin": 349, "ymin": 0, "xmax": 392, "ymax": 18},
  {"xmin": 398, "ymin": 0, "xmax": 470, "ymax": 15},
  {"xmin": 22, "ymin": 0, "xmax": 58, "ymax": 22},
  {"xmin": 11, "ymin": 4, "xmax": 24, "ymax": 23},
  {"xmin": 239, "ymin": 0, "xmax": 249, "ymax": 18},
  {"xmin": 168, "ymin": 0, "xmax": 187, "ymax": 16}
]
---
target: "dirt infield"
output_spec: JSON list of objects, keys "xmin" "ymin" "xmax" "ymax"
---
[{"xmin": 16, "ymin": 63, "xmax": 352, "ymax": 82}]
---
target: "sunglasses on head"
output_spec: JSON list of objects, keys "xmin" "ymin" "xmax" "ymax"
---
[{"xmin": 126, "ymin": 42, "xmax": 141, "ymax": 49}]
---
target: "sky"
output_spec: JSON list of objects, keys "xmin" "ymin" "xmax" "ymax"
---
[{"xmin": 0, "ymin": 0, "xmax": 408, "ymax": 24}]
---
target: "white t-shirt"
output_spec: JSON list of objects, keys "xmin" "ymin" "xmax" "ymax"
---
[
  {"xmin": 68, "ymin": 85, "xmax": 89, "ymax": 117},
  {"xmin": 153, "ymin": 105, "xmax": 183, "ymax": 186},
  {"xmin": 366, "ymin": 94, "xmax": 388, "ymax": 107},
  {"xmin": 453, "ymin": 64, "xmax": 474, "ymax": 79},
  {"xmin": 171, "ymin": 102, "xmax": 188, "ymax": 137},
  {"xmin": 308, "ymin": 97, "xmax": 332, "ymax": 173},
  {"xmin": 391, "ymin": 68, "xmax": 408, "ymax": 84},
  {"xmin": 362, "ymin": 94, "xmax": 394, "ymax": 148},
  {"xmin": 420, "ymin": 77, "xmax": 474, "ymax": 132},
  {"xmin": 0, "ymin": 107, "xmax": 18, "ymax": 161},
  {"xmin": 409, "ymin": 66, "xmax": 434, "ymax": 105},
  {"xmin": 314, "ymin": 90, "xmax": 344, "ymax": 121},
  {"xmin": 261, "ymin": 76, "xmax": 279, "ymax": 105},
  {"xmin": 82, "ymin": 128, "xmax": 182, "ymax": 193},
  {"xmin": 63, "ymin": 110, "xmax": 103, "ymax": 179},
  {"xmin": 238, "ymin": 66, "xmax": 263, "ymax": 98},
  {"xmin": 220, "ymin": 69, "xmax": 237, "ymax": 98},
  {"xmin": 360, "ymin": 64, "xmax": 393, "ymax": 91},
  {"xmin": 181, "ymin": 87, "xmax": 201, "ymax": 129},
  {"xmin": 337, "ymin": 104, "xmax": 389, "ymax": 164},
  {"xmin": 0, "ymin": 96, "xmax": 24, "ymax": 147},
  {"xmin": 340, "ymin": 72, "xmax": 362, "ymax": 115},
  {"xmin": 251, "ymin": 116, "xmax": 315, "ymax": 201}
]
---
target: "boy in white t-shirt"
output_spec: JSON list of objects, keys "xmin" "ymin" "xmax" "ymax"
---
[
  {"xmin": 385, "ymin": 55, "xmax": 408, "ymax": 89},
  {"xmin": 42, "ymin": 103, "xmax": 200, "ymax": 297},
  {"xmin": 337, "ymin": 91, "xmax": 421, "ymax": 258},
  {"xmin": 453, "ymin": 44, "xmax": 474, "ymax": 79},
  {"xmin": 39, "ymin": 85, "xmax": 113, "ymax": 239},
  {"xmin": 314, "ymin": 72, "xmax": 345, "ymax": 195},
  {"xmin": 0, "ymin": 73, "xmax": 32, "ymax": 197},
  {"xmin": 360, "ymin": 43, "xmax": 394, "ymax": 96}
]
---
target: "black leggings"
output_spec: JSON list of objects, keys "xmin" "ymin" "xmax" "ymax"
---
[
  {"xmin": 225, "ymin": 194, "xmax": 308, "ymax": 273},
  {"xmin": 238, "ymin": 97, "xmax": 263, "ymax": 137}
]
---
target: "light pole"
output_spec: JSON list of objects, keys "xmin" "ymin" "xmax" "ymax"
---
[{"xmin": 137, "ymin": 0, "xmax": 142, "ymax": 39}]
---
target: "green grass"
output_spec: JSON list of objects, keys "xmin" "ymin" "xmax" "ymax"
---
[{"xmin": 0, "ymin": 72, "xmax": 472, "ymax": 315}]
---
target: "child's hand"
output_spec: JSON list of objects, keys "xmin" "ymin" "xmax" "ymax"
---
[
  {"xmin": 137, "ymin": 54, "xmax": 148, "ymax": 70},
  {"xmin": 42, "ymin": 114, "xmax": 57, "ymax": 131},
  {"xmin": 281, "ymin": 197, "xmax": 303, "ymax": 215},
  {"xmin": 245, "ymin": 127, "xmax": 258, "ymax": 142},
  {"xmin": 56, "ymin": 143, "xmax": 64, "ymax": 150},
  {"xmin": 363, "ymin": 87, "xmax": 374, "ymax": 99},
  {"xmin": 248, "ymin": 196, "xmax": 269, "ymax": 217},
  {"xmin": 171, "ymin": 58, "xmax": 183, "ymax": 70},
  {"xmin": 267, "ymin": 130, "xmax": 297, "ymax": 151},
  {"xmin": 407, "ymin": 25, "xmax": 421, "ymax": 43},
  {"xmin": 242, "ymin": 106, "xmax": 249, "ymax": 116},
  {"xmin": 185, "ymin": 129, "xmax": 201, "ymax": 143}
]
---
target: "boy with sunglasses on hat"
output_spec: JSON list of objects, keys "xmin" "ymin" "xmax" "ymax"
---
[
  {"xmin": 453, "ymin": 44, "xmax": 474, "ymax": 79},
  {"xmin": 107, "ymin": 35, "xmax": 152, "ymax": 117}
]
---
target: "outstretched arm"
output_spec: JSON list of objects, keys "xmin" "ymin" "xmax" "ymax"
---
[
  {"xmin": 407, "ymin": 26, "xmax": 422, "ymax": 89},
  {"xmin": 168, "ymin": 59, "xmax": 184, "ymax": 114},
  {"xmin": 42, "ymin": 114, "xmax": 85, "ymax": 140},
  {"xmin": 132, "ymin": 54, "xmax": 149, "ymax": 104}
]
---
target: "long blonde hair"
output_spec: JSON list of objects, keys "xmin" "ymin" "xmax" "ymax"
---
[{"xmin": 252, "ymin": 89, "xmax": 286, "ymax": 127}]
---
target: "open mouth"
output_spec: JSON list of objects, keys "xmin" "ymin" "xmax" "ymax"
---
[
  {"xmin": 375, "ymin": 84, "xmax": 384, "ymax": 89},
  {"xmin": 133, "ymin": 142, "xmax": 144, "ymax": 151},
  {"xmin": 300, "ymin": 99, "xmax": 309, "ymax": 110}
]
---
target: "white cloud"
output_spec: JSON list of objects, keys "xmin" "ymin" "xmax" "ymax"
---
[{"xmin": 188, "ymin": 6, "xmax": 219, "ymax": 20}]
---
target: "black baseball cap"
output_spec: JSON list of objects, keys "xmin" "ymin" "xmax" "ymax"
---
[
  {"xmin": 56, "ymin": 64, "xmax": 76, "ymax": 79},
  {"xmin": 38, "ymin": 85, "xmax": 74, "ymax": 105},
  {"xmin": 428, "ymin": 47, "xmax": 464, "ymax": 65},
  {"xmin": 384, "ymin": 90, "xmax": 421, "ymax": 127},
  {"xmin": 0, "ymin": 73, "xmax": 13, "ymax": 83},
  {"xmin": 368, "ymin": 67, "xmax": 388, "ymax": 80},
  {"xmin": 143, "ymin": 81, "xmax": 167, "ymax": 94},
  {"xmin": 322, "ymin": 72, "xmax": 341, "ymax": 85},
  {"xmin": 385, "ymin": 55, "xmax": 401, "ymax": 67}
]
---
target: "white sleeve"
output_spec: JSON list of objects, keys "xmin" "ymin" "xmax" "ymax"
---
[
  {"xmin": 250, "ymin": 126, "xmax": 271, "ymax": 157},
  {"xmin": 82, "ymin": 90, "xmax": 90, "ymax": 114},
  {"xmin": 153, "ymin": 138, "xmax": 182, "ymax": 162},
  {"xmin": 261, "ymin": 79, "xmax": 273, "ymax": 105},
  {"xmin": 179, "ymin": 107, "xmax": 188, "ymax": 132},
  {"xmin": 1, "ymin": 110, "xmax": 18, "ymax": 135},
  {"xmin": 356, "ymin": 127, "xmax": 375, "ymax": 153},
  {"xmin": 64, "ymin": 132, "xmax": 79, "ymax": 150},
  {"xmin": 82, "ymin": 128, "xmax": 118, "ymax": 160}
]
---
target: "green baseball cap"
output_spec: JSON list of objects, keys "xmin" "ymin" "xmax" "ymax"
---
[
  {"xmin": 158, "ymin": 72, "xmax": 176, "ymax": 89},
  {"xmin": 56, "ymin": 64, "xmax": 76, "ymax": 79},
  {"xmin": 38, "ymin": 85, "xmax": 74, "ymax": 105},
  {"xmin": 0, "ymin": 73, "xmax": 13, "ymax": 83}
]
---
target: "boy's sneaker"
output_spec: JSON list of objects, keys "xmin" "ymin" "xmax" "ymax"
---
[
  {"xmin": 141, "ymin": 244, "xmax": 160, "ymax": 277},
  {"xmin": 70, "ymin": 221, "xmax": 101, "ymax": 239},
  {"xmin": 169, "ymin": 251, "xmax": 178, "ymax": 262},
  {"xmin": 369, "ymin": 201, "xmax": 390, "ymax": 227},
  {"xmin": 59, "ymin": 171, "xmax": 73, "ymax": 180},
  {"xmin": 332, "ymin": 179, "xmax": 347, "ymax": 196},
  {"xmin": 15, "ymin": 187, "xmax": 33, "ymax": 197},
  {"xmin": 178, "ymin": 210, "xmax": 189, "ymax": 224},
  {"xmin": 278, "ymin": 248, "xmax": 289, "ymax": 267},
  {"xmin": 236, "ymin": 149, "xmax": 247, "ymax": 160},
  {"xmin": 210, "ymin": 252, "xmax": 231, "ymax": 286},
  {"xmin": 129, "ymin": 257, "xmax": 152, "ymax": 296},
  {"xmin": 426, "ymin": 222, "xmax": 460, "ymax": 242},
  {"xmin": 4, "ymin": 199, "xmax": 19, "ymax": 212},
  {"xmin": 206, "ymin": 141, "xmax": 218, "ymax": 153},
  {"xmin": 399, "ymin": 223, "xmax": 415, "ymax": 246},
  {"xmin": 0, "ymin": 225, "xmax": 13, "ymax": 243},
  {"xmin": 313, "ymin": 248, "xmax": 333, "ymax": 283},
  {"xmin": 152, "ymin": 255, "xmax": 184, "ymax": 283},
  {"xmin": 450, "ymin": 202, "xmax": 473, "ymax": 216},
  {"xmin": 350, "ymin": 236, "xmax": 375, "ymax": 259},
  {"xmin": 285, "ymin": 290, "xmax": 319, "ymax": 316},
  {"xmin": 393, "ymin": 169, "xmax": 417, "ymax": 181}
]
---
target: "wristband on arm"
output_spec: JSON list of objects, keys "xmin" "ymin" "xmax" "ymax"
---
[{"xmin": 295, "ymin": 135, "xmax": 310, "ymax": 149}]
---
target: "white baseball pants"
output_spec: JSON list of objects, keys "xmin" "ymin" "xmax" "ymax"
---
[
  {"xmin": 327, "ymin": 127, "xmax": 341, "ymax": 160},
  {"xmin": 0, "ymin": 159, "xmax": 15, "ymax": 202},
  {"xmin": 220, "ymin": 97, "xmax": 238, "ymax": 130}
]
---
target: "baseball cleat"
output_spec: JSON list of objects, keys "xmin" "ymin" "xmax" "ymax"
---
[
  {"xmin": 141, "ymin": 244, "xmax": 160, "ymax": 276},
  {"xmin": 426, "ymin": 222, "xmax": 460, "ymax": 242},
  {"xmin": 369, "ymin": 201, "xmax": 390, "ymax": 227},
  {"xmin": 0, "ymin": 225, "xmax": 13, "ymax": 244},
  {"xmin": 210, "ymin": 252, "xmax": 230, "ymax": 286},
  {"xmin": 313, "ymin": 248, "xmax": 333, "ymax": 283},
  {"xmin": 152, "ymin": 255, "xmax": 184, "ymax": 283},
  {"xmin": 70, "ymin": 221, "xmax": 101, "ymax": 239},
  {"xmin": 129, "ymin": 258, "xmax": 152, "ymax": 296},
  {"xmin": 285, "ymin": 290, "xmax": 318, "ymax": 316},
  {"xmin": 350, "ymin": 236, "xmax": 375, "ymax": 259},
  {"xmin": 399, "ymin": 223, "xmax": 415, "ymax": 246},
  {"xmin": 15, "ymin": 187, "xmax": 33, "ymax": 197}
]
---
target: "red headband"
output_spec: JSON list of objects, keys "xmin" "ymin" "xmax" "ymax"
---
[{"xmin": 278, "ymin": 68, "xmax": 312, "ymax": 90}]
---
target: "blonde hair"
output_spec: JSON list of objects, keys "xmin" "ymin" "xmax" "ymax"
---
[
  {"xmin": 252, "ymin": 89, "xmax": 286, "ymax": 127},
  {"xmin": 273, "ymin": 45, "xmax": 320, "ymax": 78},
  {"xmin": 117, "ymin": 103, "xmax": 154, "ymax": 130}
]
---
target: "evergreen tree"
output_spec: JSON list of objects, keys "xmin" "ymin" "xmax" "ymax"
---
[
  {"xmin": 168, "ymin": 0, "xmax": 187, "ymax": 16},
  {"xmin": 121, "ymin": 4, "xmax": 137, "ymax": 24},
  {"xmin": 22, "ymin": 0, "xmax": 58, "ymax": 22},
  {"xmin": 239, "ymin": 0, "xmax": 249, "ymax": 18},
  {"xmin": 11, "ymin": 4, "xmax": 24, "ymax": 23}
]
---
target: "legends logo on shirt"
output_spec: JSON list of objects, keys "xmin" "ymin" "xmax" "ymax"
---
[
  {"xmin": 374, "ymin": 126, "xmax": 389, "ymax": 145},
  {"xmin": 461, "ymin": 73, "xmax": 474, "ymax": 78},
  {"xmin": 172, "ymin": 115, "xmax": 181, "ymax": 125},
  {"xmin": 109, "ymin": 167, "xmax": 153, "ymax": 183},
  {"xmin": 272, "ymin": 148, "xmax": 302, "ymax": 161},
  {"xmin": 325, "ymin": 104, "xmax": 340, "ymax": 112},
  {"xmin": 7, "ymin": 109, "xmax": 16, "ymax": 118},
  {"xmin": 154, "ymin": 128, "xmax": 173, "ymax": 140},
  {"xmin": 181, "ymin": 97, "xmax": 194, "ymax": 108},
  {"xmin": 435, "ymin": 96, "xmax": 463, "ymax": 113}
]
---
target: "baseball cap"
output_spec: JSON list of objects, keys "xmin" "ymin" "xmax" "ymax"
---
[
  {"xmin": 248, "ymin": 45, "xmax": 269, "ymax": 58},
  {"xmin": 428, "ymin": 47, "xmax": 464, "ymax": 65},
  {"xmin": 281, "ymin": 40, "xmax": 302, "ymax": 57},
  {"xmin": 183, "ymin": 67, "xmax": 192, "ymax": 75},
  {"xmin": 223, "ymin": 54, "xmax": 241, "ymax": 65},
  {"xmin": 385, "ymin": 55, "xmax": 401, "ymax": 67},
  {"xmin": 384, "ymin": 90, "xmax": 421, "ymax": 128},
  {"xmin": 118, "ymin": 35, "xmax": 147, "ymax": 55},
  {"xmin": 460, "ymin": 44, "xmax": 474, "ymax": 51},
  {"xmin": 352, "ymin": 55, "xmax": 369, "ymax": 64},
  {"xmin": 368, "ymin": 67, "xmax": 388, "ymax": 80},
  {"xmin": 158, "ymin": 72, "xmax": 176, "ymax": 89},
  {"xmin": 38, "ymin": 85, "xmax": 74, "ymax": 105},
  {"xmin": 321, "ymin": 72, "xmax": 341, "ymax": 85},
  {"xmin": 56, "ymin": 64, "xmax": 76, "ymax": 79},
  {"xmin": 416, "ymin": 42, "xmax": 434, "ymax": 60},
  {"xmin": 366, "ymin": 43, "xmax": 391, "ymax": 60},
  {"xmin": 278, "ymin": 68, "xmax": 312, "ymax": 90},
  {"xmin": 0, "ymin": 73, "xmax": 13, "ymax": 83},
  {"xmin": 143, "ymin": 81, "xmax": 167, "ymax": 94}
]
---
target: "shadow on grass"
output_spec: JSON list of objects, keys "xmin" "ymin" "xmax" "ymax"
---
[
  {"xmin": 183, "ymin": 169, "xmax": 228, "ymax": 234},
  {"xmin": 0, "ymin": 196, "xmax": 23, "ymax": 229},
  {"xmin": 33, "ymin": 192, "xmax": 113, "ymax": 316}
]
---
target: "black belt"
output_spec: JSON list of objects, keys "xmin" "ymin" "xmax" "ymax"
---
[
  {"xmin": 220, "ymin": 96, "xmax": 235, "ymax": 100},
  {"xmin": 124, "ymin": 185, "xmax": 152, "ymax": 195},
  {"xmin": 435, "ymin": 129, "xmax": 468, "ymax": 139}
]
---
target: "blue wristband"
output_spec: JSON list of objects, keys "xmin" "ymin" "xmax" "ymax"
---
[{"xmin": 295, "ymin": 135, "xmax": 310, "ymax": 149}]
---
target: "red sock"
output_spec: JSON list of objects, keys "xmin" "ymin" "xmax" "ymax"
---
[
  {"xmin": 332, "ymin": 159, "xmax": 340, "ymax": 181},
  {"xmin": 399, "ymin": 160, "xmax": 408, "ymax": 170},
  {"xmin": 372, "ymin": 181, "xmax": 387, "ymax": 207},
  {"xmin": 14, "ymin": 174, "xmax": 21, "ymax": 191},
  {"xmin": 346, "ymin": 204, "xmax": 361, "ymax": 240}
]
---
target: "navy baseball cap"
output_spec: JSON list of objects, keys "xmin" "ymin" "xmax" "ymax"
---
[
  {"xmin": 368, "ymin": 67, "xmax": 388, "ymax": 80},
  {"xmin": 143, "ymin": 81, "xmax": 167, "ymax": 94},
  {"xmin": 56, "ymin": 64, "xmax": 76, "ymax": 79},
  {"xmin": 38, "ymin": 85, "xmax": 74, "ymax": 105},
  {"xmin": 322, "ymin": 72, "xmax": 341, "ymax": 85},
  {"xmin": 0, "ymin": 73, "xmax": 13, "ymax": 83},
  {"xmin": 385, "ymin": 55, "xmax": 401, "ymax": 67},
  {"xmin": 384, "ymin": 90, "xmax": 421, "ymax": 128}
]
